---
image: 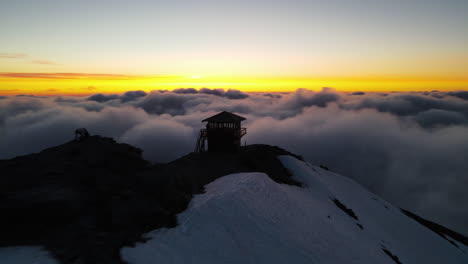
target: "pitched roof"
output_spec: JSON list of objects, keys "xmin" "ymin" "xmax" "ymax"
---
[{"xmin": 202, "ymin": 111, "xmax": 246, "ymax": 123}]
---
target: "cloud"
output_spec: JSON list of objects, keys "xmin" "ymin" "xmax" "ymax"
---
[
  {"xmin": 87, "ymin": 93, "xmax": 120, "ymax": 102},
  {"xmin": 351, "ymin": 91, "xmax": 365, "ymax": 95},
  {"xmin": 15, "ymin": 94, "xmax": 48, "ymax": 98},
  {"xmin": 0, "ymin": 53, "xmax": 58, "ymax": 65},
  {"xmin": 291, "ymin": 87, "xmax": 340, "ymax": 108},
  {"xmin": 0, "ymin": 96, "xmax": 46, "ymax": 115},
  {"xmin": 136, "ymin": 91, "xmax": 209, "ymax": 115},
  {"xmin": 30, "ymin": 60, "xmax": 58, "ymax": 65},
  {"xmin": 224, "ymin": 89, "xmax": 249, "ymax": 99},
  {"xmin": 1, "ymin": 88, "xmax": 468, "ymax": 235},
  {"xmin": 448, "ymin": 91, "xmax": 468, "ymax": 101},
  {"xmin": 121, "ymin": 90, "xmax": 147, "ymax": 103},
  {"xmin": 262, "ymin": 93, "xmax": 282, "ymax": 99},
  {"xmin": 268, "ymin": 87, "xmax": 341, "ymax": 118},
  {"xmin": 55, "ymin": 96, "xmax": 79, "ymax": 103},
  {"xmin": 0, "ymin": 53, "xmax": 28, "ymax": 59},
  {"xmin": 173, "ymin": 88, "xmax": 199, "ymax": 94},
  {"xmin": 0, "ymin": 72, "xmax": 134, "ymax": 79},
  {"xmin": 200, "ymin": 88, "xmax": 225, "ymax": 96},
  {"xmin": 343, "ymin": 93, "xmax": 468, "ymax": 117},
  {"xmin": 414, "ymin": 109, "xmax": 468, "ymax": 128},
  {"xmin": 0, "ymin": 96, "xmax": 47, "ymax": 126},
  {"xmin": 200, "ymin": 88, "xmax": 249, "ymax": 99}
]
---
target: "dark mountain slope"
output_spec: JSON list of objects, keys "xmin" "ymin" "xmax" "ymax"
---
[
  {"xmin": 0, "ymin": 136, "xmax": 302, "ymax": 264},
  {"xmin": 1, "ymin": 136, "xmax": 466, "ymax": 263}
]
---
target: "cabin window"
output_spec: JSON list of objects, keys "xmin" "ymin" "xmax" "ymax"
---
[{"xmin": 207, "ymin": 122, "xmax": 242, "ymax": 129}]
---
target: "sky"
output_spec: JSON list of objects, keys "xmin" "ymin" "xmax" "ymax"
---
[{"xmin": 0, "ymin": 0, "xmax": 467, "ymax": 95}]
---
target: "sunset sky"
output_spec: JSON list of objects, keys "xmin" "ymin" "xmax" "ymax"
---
[
  {"xmin": 2, "ymin": 0, "xmax": 468, "ymax": 238},
  {"xmin": 0, "ymin": 0, "xmax": 467, "ymax": 95}
]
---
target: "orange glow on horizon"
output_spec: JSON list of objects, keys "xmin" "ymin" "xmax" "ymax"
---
[{"xmin": 0, "ymin": 72, "xmax": 467, "ymax": 96}]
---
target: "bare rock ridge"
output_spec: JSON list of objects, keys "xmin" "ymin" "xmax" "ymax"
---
[
  {"xmin": 0, "ymin": 135, "xmax": 301, "ymax": 264},
  {"xmin": 401, "ymin": 209, "xmax": 468, "ymax": 247},
  {"xmin": 0, "ymin": 135, "xmax": 466, "ymax": 264}
]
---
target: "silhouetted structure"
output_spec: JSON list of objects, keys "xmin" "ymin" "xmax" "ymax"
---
[
  {"xmin": 195, "ymin": 111, "xmax": 247, "ymax": 152},
  {"xmin": 75, "ymin": 128, "xmax": 90, "ymax": 141}
]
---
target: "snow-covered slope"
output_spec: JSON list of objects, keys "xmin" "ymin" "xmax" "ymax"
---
[
  {"xmin": 122, "ymin": 155, "xmax": 468, "ymax": 264},
  {"xmin": 0, "ymin": 246, "xmax": 58, "ymax": 264}
]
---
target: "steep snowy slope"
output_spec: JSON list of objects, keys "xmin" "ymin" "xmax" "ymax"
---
[{"xmin": 122, "ymin": 156, "xmax": 468, "ymax": 264}]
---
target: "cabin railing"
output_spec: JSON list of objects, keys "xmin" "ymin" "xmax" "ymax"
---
[
  {"xmin": 200, "ymin": 129, "xmax": 207, "ymax": 137},
  {"xmin": 239, "ymin": 128, "xmax": 247, "ymax": 138},
  {"xmin": 195, "ymin": 129, "xmax": 208, "ymax": 152},
  {"xmin": 204, "ymin": 127, "xmax": 247, "ymax": 138}
]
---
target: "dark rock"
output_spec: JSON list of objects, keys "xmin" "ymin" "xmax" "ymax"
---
[
  {"xmin": 332, "ymin": 198, "xmax": 359, "ymax": 221},
  {"xmin": 319, "ymin": 164, "xmax": 329, "ymax": 170},
  {"xmin": 382, "ymin": 247, "xmax": 403, "ymax": 264},
  {"xmin": 401, "ymin": 209, "xmax": 468, "ymax": 247}
]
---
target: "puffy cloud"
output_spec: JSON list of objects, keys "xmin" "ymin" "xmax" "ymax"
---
[
  {"xmin": 54, "ymin": 96, "xmax": 80, "ymax": 103},
  {"xmin": 430, "ymin": 92, "xmax": 445, "ymax": 99},
  {"xmin": 414, "ymin": 109, "xmax": 468, "ymax": 128},
  {"xmin": 199, "ymin": 88, "xmax": 225, "ymax": 96},
  {"xmin": 15, "ymin": 94, "xmax": 47, "ymax": 98},
  {"xmin": 173, "ymin": 88, "xmax": 198, "ymax": 94},
  {"xmin": 121, "ymin": 90, "xmax": 147, "ymax": 103},
  {"xmin": 1, "ymin": 88, "xmax": 468, "ymax": 235},
  {"xmin": 87, "ymin": 93, "xmax": 120, "ymax": 102},
  {"xmin": 262, "ymin": 93, "xmax": 282, "ymax": 99},
  {"xmin": 290, "ymin": 88, "xmax": 340, "ymax": 107},
  {"xmin": 269, "ymin": 88, "xmax": 341, "ymax": 118},
  {"xmin": 157, "ymin": 87, "xmax": 249, "ymax": 99},
  {"xmin": 448, "ymin": 91, "xmax": 468, "ymax": 101},
  {"xmin": 136, "ymin": 91, "xmax": 208, "ymax": 115},
  {"xmin": 343, "ymin": 93, "xmax": 468, "ymax": 117},
  {"xmin": 0, "ymin": 96, "xmax": 47, "ymax": 125},
  {"xmin": 199, "ymin": 88, "xmax": 249, "ymax": 99},
  {"xmin": 224, "ymin": 89, "xmax": 249, "ymax": 99}
]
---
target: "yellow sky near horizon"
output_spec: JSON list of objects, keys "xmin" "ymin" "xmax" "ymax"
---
[{"xmin": 0, "ymin": 73, "xmax": 467, "ymax": 96}]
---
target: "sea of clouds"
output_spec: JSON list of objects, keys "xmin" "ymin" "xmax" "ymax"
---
[{"xmin": 1, "ymin": 87, "xmax": 468, "ymax": 235}]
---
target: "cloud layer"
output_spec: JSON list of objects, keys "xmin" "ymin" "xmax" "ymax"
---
[{"xmin": 1, "ymin": 88, "xmax": 468, "ymax": 235}]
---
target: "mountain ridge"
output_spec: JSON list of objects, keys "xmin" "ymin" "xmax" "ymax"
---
[
  {"xmin": 0, "ymin": 136, "xmax": 303, "ymax": 264},
  {"xmin": 0, "ymin": 135, "xmax": 466, "ymax": 264}
]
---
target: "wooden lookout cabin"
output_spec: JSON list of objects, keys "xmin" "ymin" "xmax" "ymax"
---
[{"xmin": 195, "ymin": 111, "xmax": 247, "ymax": 152}]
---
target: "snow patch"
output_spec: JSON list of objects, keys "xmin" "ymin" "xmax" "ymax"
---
[
  {"xmin": 0, "ymin": 246, "xmax": 58, "ymax": 264},
  {"xmin": 121, "ymin": 156, "xmax": 468, "ymax": 264}
]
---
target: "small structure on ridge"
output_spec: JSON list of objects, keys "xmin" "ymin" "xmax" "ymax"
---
[
  {"xmin": 75, "ymin": 128, "xmax": 90, "ymax": 141},
  {"xmin": 195, "ymin": 111, "xmax": 247, "ymax": 152}
]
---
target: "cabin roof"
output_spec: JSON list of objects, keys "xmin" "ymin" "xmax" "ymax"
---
[{"xmin": 202, "ymin": 111, "xmax": 246, "ymax": 123}]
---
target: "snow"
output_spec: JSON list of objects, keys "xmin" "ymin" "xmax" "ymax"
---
[
  {"xmin": 122, "ymin": 155, "xmax": 468, "ymax": 264},
  {"xmin": 0, "ymin": 246, "xmax": 59, "ymax": 264}
]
